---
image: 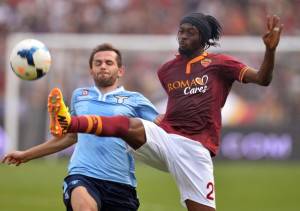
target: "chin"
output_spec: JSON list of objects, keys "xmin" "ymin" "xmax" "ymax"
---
[{"xmin": 178, "ymin": 47, "xmax": 194, "ymax": 56}]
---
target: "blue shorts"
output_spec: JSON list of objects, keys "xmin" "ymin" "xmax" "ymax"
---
[{"xmin": 63, "ymin": 174, "xmax": 139, "ymax": 211}]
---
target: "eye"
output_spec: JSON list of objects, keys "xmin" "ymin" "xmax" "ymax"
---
[
  {"xmin": 106, "ymin": 60, "xmax": 114, "ymax": 66},
  {"xmin": 93, "ymin": 60, "xmax": 101, "ymax": 66},
  {"xmin": 178, "ymin": 29, "xmax": 184, "ymax": 35},
  {"xmin": 187, "ymin": 29, "xmax": 197, "ymax": 36}
]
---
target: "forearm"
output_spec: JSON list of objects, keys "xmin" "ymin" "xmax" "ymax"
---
[
  {"xmin": 257, "ymin": 48, "xmax": 276, "ymax": 86},
  {"xmin": 23, "ymin": 134, "xmax": 77, "ymax": 161}
]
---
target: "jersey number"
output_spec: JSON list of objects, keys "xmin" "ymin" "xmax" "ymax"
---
[{"xmin": 206, "ymin": 182, "xmax": 214, "ymax": 200}]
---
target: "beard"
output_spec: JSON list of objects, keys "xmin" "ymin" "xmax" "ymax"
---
[
  {"xmin": 94, "ymin": 75, "xmax": 118, "ymax": 88},
  {"xmin": 178, "ymin": 47, "xmax": 195, "ymax": 57}
]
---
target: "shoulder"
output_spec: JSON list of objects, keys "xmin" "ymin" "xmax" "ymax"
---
[
  {"xmin": 209, "ymin": 53, "xmax": 243, "ymax": 64},
  {"xmin": 122, "ymin": 89, "xmax": 153, "ymax": 104},
  {"xmin": 158, "ymin": 56, "xmax": 180, "ymax": 75},
  {"xmin": 208, "ymin": 53, "xmax": 237, "ymax": 62},
  {"xmin": 121, "ymin": 89, "xmax": 149, "ymax": 100},
  {"xmin": 72, "ymin": 87, "xmax": 93, "ymax": 96}
]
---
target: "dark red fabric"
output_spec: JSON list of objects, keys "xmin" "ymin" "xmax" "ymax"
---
[
  {"xmin": 69, "ymin": 115, "xmax": 130, "ymax": 137},
  {"xmin": 68, "ymin": 116, "xmax": 88, "ymax": 133},
  {"xmin": 157, "ymin": 53, "xmax": 246, "ymax": 155},
  {"xmin": 101, "ymin": 116, "xmax": 130, "ymax": 137}
]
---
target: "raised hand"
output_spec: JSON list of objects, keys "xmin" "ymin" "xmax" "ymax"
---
[
  {"xmin": 1, "ymin": 151, "xmax": 28, "ymax": 166},
  {"xmin": 263, "ymin": 15, "xmax": 283, "ymax": 51}
]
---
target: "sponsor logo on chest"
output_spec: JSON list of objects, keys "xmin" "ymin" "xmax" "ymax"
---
[{"xmin": 167, "ymin": 74, "xmax": 209, "ymax": 95}]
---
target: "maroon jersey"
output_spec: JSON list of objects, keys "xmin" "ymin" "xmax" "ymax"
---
[{"xmin": 158, "ymin": 52, "xmax": 248, "ymax": 155}]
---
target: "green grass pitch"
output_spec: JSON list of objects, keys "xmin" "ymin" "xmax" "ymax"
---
[{"xmin": 0, "ymin": 159, "xmax": 299, "ymax": 211}]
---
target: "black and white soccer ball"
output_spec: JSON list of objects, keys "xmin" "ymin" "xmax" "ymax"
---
[{"xmin": 10, "ymin": 39, "xmax": 51, "ymax": 80}]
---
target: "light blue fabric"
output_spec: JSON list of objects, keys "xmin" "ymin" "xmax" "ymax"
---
[{"xmin": 68, "ymin": 86, "xmax": 158, "ymax": 187}]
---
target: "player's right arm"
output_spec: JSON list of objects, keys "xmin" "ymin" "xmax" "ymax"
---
[{"xmin": 1, "ymin": 133, "xmax": 77, "ymax": 166}]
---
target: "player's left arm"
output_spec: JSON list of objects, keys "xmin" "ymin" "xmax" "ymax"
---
[
  {"xmin": 243, "ymin": 15, "xmax": 283, "ymax": 86},
  {"xmin": 134, "ymin": 93, "xmax": 159, "ymax": 122}
]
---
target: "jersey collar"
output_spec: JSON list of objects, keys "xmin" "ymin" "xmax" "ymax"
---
[
  {"xmin": 93, "ymin": 86, "xmax": 125, "ymax": 101},
  {"xmin": 185, "ymin": 52, "xmax": 208, "ymax": 74}
]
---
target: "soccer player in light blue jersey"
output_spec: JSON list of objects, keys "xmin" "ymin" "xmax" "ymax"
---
[{"xmin": 2, "ymin": 43, "xmax": 159, "ymax": 211}]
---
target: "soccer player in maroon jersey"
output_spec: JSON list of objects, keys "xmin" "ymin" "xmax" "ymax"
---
[{"xmin": 46, "ymin": 13, "xmax": 282, "ymax": 211}]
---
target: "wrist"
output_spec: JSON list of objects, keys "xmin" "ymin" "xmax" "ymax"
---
[
  {"xmin": 23, "ymin": 150, "xmax": 32, "ymax": 161},
  {"xmin": 266, "ymin": 47, "xmax": 276, "ymax": 53}
]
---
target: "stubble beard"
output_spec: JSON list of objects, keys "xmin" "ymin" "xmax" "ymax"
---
[
  {"xmin": 94, "ymin": 75, "xmax": 117, "ymax": 88},
  {"xmin": 178, "ymin": 47, "xmax": 195, "ymax": 57}
]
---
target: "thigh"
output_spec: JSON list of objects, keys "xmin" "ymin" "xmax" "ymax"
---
[
  {"xmin": 133, "ymin": 119, "xmax": 172, "ymax": 172},
  {"xmin": 168, "ymin": 135, "xmax": 216, "ymax": 209},
  {"xmin": 102, "ymin": 204, "xmax": 138, "ymax": 211},
  {"xmin": 100, "ymin": 180, "xmax": 139, "ymax": 211},
  {"xmin": 71, "ymin": 186, "xmax": 98, "ymax": 211},
  {"xmin": 63, "ymin": 175, "xmax": 101, "ymax": 211}
]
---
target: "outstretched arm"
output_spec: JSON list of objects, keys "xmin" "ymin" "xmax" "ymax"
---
[
  {"xmin": 1, "ymin": 133, "xmax": 77, "ymax": 166},
  {"xmin": 243, "ymin": 15, "xmax": 283, "ymax": 86}
]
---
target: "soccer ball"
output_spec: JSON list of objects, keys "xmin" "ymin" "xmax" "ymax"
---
[{"xmin": 9, "ymin": 39, "xmax": 51, "ymax": 80}]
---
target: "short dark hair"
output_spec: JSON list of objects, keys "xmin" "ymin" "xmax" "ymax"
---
[{"xmin": 89, "ymin": 43, "xmax": 122, "ymax": 68}]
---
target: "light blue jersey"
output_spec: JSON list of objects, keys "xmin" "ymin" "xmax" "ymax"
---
[{"xmin": 68, "ymin": 86, "xmax": 158, "ymax": 187}]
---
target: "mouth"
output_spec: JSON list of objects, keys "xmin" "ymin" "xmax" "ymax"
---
[
  {"xmin": 97, "ymin": 72, "xmax": 110, "ymax": 77},
  {"xmin": 179, "ymin": 41, "xmax": 188, "ymax": 49}
]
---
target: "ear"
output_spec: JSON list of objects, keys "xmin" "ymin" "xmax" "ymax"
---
[
  {"xmin": 118, "ymin": 66, "xmax": 125, "ymax": 78},
  {"xmin": 89, "ymin": 68, "xmax": 93, "ymax": 76}
]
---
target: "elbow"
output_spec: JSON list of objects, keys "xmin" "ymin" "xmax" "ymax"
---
[
  {"xmin": 258, "ymin": 76, "xmax": 272, "ymax": 86},
  {"xmin": 260, "ymin": 80, "xmax": 271, "ymax": 86}
]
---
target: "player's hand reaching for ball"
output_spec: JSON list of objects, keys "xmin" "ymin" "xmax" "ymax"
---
[
  {"xmin": 263, "ymin": 15, "xmax": 283, "ymax": 51},
  {"xmin": 1, "ymin": 151, "xmax": 28, "ymax": 166}
]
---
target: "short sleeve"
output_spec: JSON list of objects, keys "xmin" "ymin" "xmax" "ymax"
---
[
  {"xmin": 134, "ymin": 93, "xmax": 158, "ymax": 121},
  {"xmin": 70, "ymin": 90, "xmax": 77, "ymax": 116},
  {"xmin": 219, "ymin": 55, "xmax": 249, "ymax": 83}
]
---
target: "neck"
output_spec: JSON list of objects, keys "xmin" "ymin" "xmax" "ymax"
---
[
  {"xmin": 188, "ymin": 49, "xmax": 205, "ymax": 59},
  {"xmin": 180, "ymin": 47, "xmax": 205, "ymax": 59},
  {"xmin": 96, "ymin": 84, "xmax": 119, "ymax": 94}
]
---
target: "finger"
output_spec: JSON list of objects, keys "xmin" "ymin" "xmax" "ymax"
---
[
  {"xmin": 272, "ymin": 23, "xmax": 284, "ymax": 34},
  {"xmin": 269, "ymin": 15, "xmax": 275, "ymax": 30},
  {"xmin": 267, "ymin": 15, "xmax": 272, "ymax": 31},
  {"xmin": 272, "ymin": 15, "xmax": 280, "ymax": 28},
  {"xmin": 1, "ymin": 156, "xmax": 8, "ymax": 163},
  {"xmin": 273, "ymin": 27, "xmax": 280, "ymax": 32},
  {"xmin": 279, "ymin": 24, "xmax": 284, "ymax": 33},
  {"xmin": 12, "ymin": 159, "xmax": 21, "ymax": 166},
  {"xmin": 7, "ymin": 158, "xmax": 16, "ymax": 164},
  {"xmin": 5, "ymin": 156, "xmax": 13, "ymax": 164}
]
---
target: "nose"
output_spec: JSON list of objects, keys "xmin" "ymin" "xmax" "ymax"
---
[
  {"xmin": 100, "ymin": 63, "xmax": 107, "ymax": 69},
  {"xmin": 178, "ymin": 33, "xmax": 187, "ymax": 42}
]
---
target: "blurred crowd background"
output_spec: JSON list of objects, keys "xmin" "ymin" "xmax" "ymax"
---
[
  {"xmin": 0, "ymin": 0, "xmax": 299, "ymax": 158},
  {"xmin": 0, "ymin": 0, "xmax": 300, "ymax": 34}
]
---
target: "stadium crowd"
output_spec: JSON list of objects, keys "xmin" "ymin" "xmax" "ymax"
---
[
  {"xmin": 0, "ymin": 0, "xmax": 299, "ymax": 35},
  {"xmin": 0, "ymin": 0, "xmax": 299, "ymax": 148}
]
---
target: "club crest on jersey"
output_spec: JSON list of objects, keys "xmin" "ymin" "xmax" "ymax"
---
[
  {"xmin": 82, "ymin": 89, "xmax": 89, "ymax": 96},
  {"xmin": 114, "ymin": 96, "xmax": 129, "ymax": 104},
  {"xmin": 201, "ymin": 58, "xmax": 212, "ymax": 67}
]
